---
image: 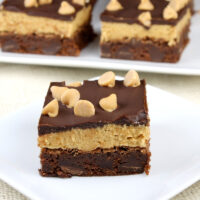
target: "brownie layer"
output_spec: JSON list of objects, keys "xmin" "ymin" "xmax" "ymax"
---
[
  {"xmin": 39, "ymin": 146, "xmax": 151, "ymax": 177},
  {"xmin": 38, "ymin": 80, "xmax": 149, "ymax": 135},
  {"xmin": 0, "ymin": 24, "xmax": 95, "ymax": 55},
  {"xmin": 101, "ymin": 22, "xmax": 190, "ymax": 63},
  {"xmin": 38, "ymin": 124, "xmax": 150, "ymax": 151}
]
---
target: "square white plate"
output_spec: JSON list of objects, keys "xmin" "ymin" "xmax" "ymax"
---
[
  {"xmin": 0, "ymin": 0, "xmax": 200, "ymax": 75},
  {"xmin": 0, "ymin": 76, "xmax": 200, "ymax": 200}
]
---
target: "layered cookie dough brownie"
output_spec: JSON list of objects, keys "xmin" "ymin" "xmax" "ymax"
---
[
  {"xmin": 100, "ymin": 0, "xmax": 193, "ymax": 63},
  {"xmin": 38, "ymin": 70, "xmax": 151, "ymax": 177},
  {"xmin": 0, "ymin": 0, "xmax": 96, "ymax": 55}
]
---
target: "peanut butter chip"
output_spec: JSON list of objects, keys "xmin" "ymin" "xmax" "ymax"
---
[
  {"xmin": 58, "ymin": 1, "xmax": 75, "ymax": 15},
  {"xmin": 39, "ymin": 0, "xmax": 52, "ymax": 5},
  {"xmin": 138, "ymin": 0, "xmax": 154, "ymax": 11},
  {"xmin": 124, "ymin": 70, "xmax": 140, "ymax": 87},
  {"xmin": 73, "ymin": 0, "xmax": 85, "ymax": 6},
  {"xmin": 61, "ymin": 89, "xmax": 80, "ymax": 108},
  {"xmin": 98, "ymin": 71, "xmax": 115, "ymax": 87},
  {"xmin": 163, "ymin": 5, "xmax": 178, "ymax": 20},
  {"xmin": 24, "ymin": 0, "xmax": 38, "ymax": 8},
  {"xmin": 106, "ymin": 0, "xmax": 123, "ymax": 11},
  {"xmin": 138, "ymin": 11, "xmax": 152, "ymax": 27},
  {"xmin": 99, "ymin": 94, "xmax": 117, "ymax": 112},
  {"xmin": 42, "ymin": 99, "xmax": 59, "ymax": 117},
  {"xmin": 67, "ymin": 82, "xmax": 82, "ymax": 87},
  {"xmin": 170, "ymin": 0, "xmax": 189, "ymax": 12},
  {"xmin": 50, "ymin": 86, "xmax": 68, "ymax": 101},
  {"xmin": 74, "ymin": 100, "xmax": 95, "ymax": 117}
]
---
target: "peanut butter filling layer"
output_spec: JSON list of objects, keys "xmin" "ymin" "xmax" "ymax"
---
[
  {"xmin": 38, "ymin": 124, "xmax": 150, "ymax": 151},
  {"xmin": 101, "ymin": 8, "xmax": 191, "ymax": 46},
  {"xmin": 0, "ymin": 5, "xmax": 91, "ymax": 38}
]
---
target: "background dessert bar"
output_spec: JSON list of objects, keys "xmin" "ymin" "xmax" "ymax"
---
[
  {"xmin": 100, "ymin": 0, "xmax": 193, "ymax": 63},
  {"xmin": 0, "ymin": 0, "xmax": 96, "ymax": 55}
]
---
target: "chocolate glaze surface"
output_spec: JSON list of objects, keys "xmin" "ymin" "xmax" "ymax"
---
[
  {"xmin": 101, "ymin": 0, "xmax": 191, "ymax": 25},
  {"xmin": 38, "ymin": 80, "xmax": 149, "ymax": 135},
  {"xmin": 2, "ymin": 0, "xmax": 95, "ymax": 21}
]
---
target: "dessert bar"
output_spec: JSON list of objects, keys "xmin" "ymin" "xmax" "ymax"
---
[
  {"xmin": 100, "ymin": 0, "xmax": 193, "ymax": 62},
  {"xmin": 38, "ymin": 70, "xmax": 151, "ymax": 177},
  {"xmin": 0, "ymin": 0, "xmax": 96, "ymax": 55}
]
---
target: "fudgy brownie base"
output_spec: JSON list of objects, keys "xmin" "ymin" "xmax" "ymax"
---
[
  {"xmin": 0, "ymin": 25, "xmax": 95, "ymax": 56},
  {"xmin": 39, "ymin": 146, "xmax": 151, "ymax": 178},
  {"xmin": 101, "ymin": 24, "xmax": 190, "ymax": 63}
]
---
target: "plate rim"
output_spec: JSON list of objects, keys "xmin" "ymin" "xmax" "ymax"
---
[{"xmin": 1, "ymin": 51, "xmax": 200, "ymax": 76}]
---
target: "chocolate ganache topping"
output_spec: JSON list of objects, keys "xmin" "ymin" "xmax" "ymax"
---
[
  {"xmin": 38, "ymin": 80, "xmax": 149, "ymax": 135},
  {"xmin": 101, "ymin": 0, "xmax": 191, "ymax": 25},
  {"xmin": 2, "ymin": 0, "xmax": 95, "ymax": 21}
]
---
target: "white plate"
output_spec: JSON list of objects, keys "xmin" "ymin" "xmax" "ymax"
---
[
  {"xmin": 0, "ymin": 76, "xmax": 200, "ymax": 200},
  {"xmin": 0, "ymin": 1, "xmax": 200, "ymax": 75}
]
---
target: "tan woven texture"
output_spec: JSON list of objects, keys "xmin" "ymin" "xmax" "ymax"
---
[{"xmin": 0, "ymin": 63, "xmax": 199, "ymax": 200}]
